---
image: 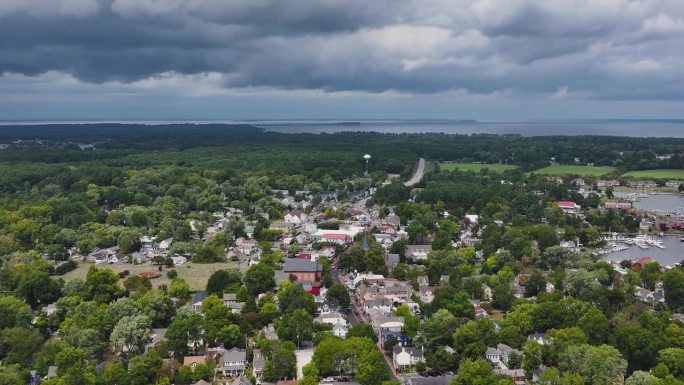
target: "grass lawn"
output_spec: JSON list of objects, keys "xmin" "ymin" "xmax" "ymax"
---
[
  {"xmin": 533, "ymin": 165, "xmax": 616, "ymax": 176},
  {"xmin": 622, "ymin": 169, "xmax": 684, "ymax": 179},
  {"xmin": 439, "ymin": 162, "xmax": 518, "ymax": 172},
  {"xmin": 62, "ymin": 260, "xmax": 242, "ymax": 291}
]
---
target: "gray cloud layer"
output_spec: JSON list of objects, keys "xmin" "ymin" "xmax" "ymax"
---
[{"xmin": 1, "ymin": 0, "xmax": 684, "ymax": 100}]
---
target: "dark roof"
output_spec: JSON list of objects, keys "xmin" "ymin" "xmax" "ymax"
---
[
  {"xmin": 283, "ymin": 258, "xmax": 321, "ymax": 273},
  {"xmin": 192, "ymin": 291, "xmax": 209, "ymax": 304},
  {"xmin": 386, "ymin": 254, "xmax": 400, "ymax": 267}
]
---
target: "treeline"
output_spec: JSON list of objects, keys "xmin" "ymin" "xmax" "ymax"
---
[{"xmin": 0, "ymin": 124, "xmax": 682, "ymax": 172}]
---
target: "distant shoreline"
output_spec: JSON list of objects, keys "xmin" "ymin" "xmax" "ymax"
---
[{"xmin": 1, "ymin": 120, "xmax": 684, "ymax": 138}]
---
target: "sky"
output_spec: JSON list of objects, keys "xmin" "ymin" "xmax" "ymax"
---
[{"xmin": 1, "ymin": 0, "xmax": 684, "ymax": 121}]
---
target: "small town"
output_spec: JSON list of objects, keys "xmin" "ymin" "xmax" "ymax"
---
[
  {"xmin": 3, "ymin": 3, "xmax": 684, "ymax": 383},
  {"xmin": 10, "ymin": 157, "xmax": 682, "ymax": 385}
]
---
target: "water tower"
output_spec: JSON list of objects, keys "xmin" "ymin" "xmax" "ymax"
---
[{"xmin": 363, "ymin": 154, "xmax": 371, "ymax": 175}]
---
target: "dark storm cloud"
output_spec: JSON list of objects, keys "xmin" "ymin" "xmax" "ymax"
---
[{"xmin": 1, "ymin": 0, "xmax": 684, "ymax": 100}]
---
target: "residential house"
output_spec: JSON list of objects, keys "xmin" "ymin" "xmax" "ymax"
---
[
  {"xmin": 632, "ymin": 256, "xmax": 653, "ymax": 273},
  {"xmin": 284, "ymin": 211, "xmax": 304, "ymax": 225},
  {"xmin": 46, "ymin": 366, "xmax": 58, "ymax": 380},
  {"xmin": 219, "ymin": 348, "xmax": 247, "ymax": 376},
  {"xmin": 557, "ymin": 201, "xmax": 581, "ymax": 214},
  {"xmin": 571, "ymin": 178, "xmax": 586, "ymax": 186},
  {"xmin": 419, "ymin": 286, "xmax": 434, "ymax": 304},
  {"xmin": 385, "ymin": 253, "xmax": 400, "ymax": 272},
  {"xmin": 317, "ymin": 300, "xmax": 341, "ymax": 315},
  {"xmin": 378, "ymin": 316, "xmax": 407, "ymax": 346},
  {"xmin": 158, "ymin": 238, "xmax": 173, "ymax": 251},
  {"xmin": 42, "ymin": 302, "xmax": 58, "ymax": 317},
  {"xmin": 482, "ymin": 284, "xmax": 493, "ymax": 301},
  {"xmin": 604, "ymin": 201, "xmax": 632, "ymax": 210},
  {"xmin": 183, "ymin": 355, "xmax": 206, "ymax": 370},
  {"xmin": 319, "ymin": 233, "xmax": 353, "ymax": 245},
  {"xmin": 315, "ymin": 313, "xmax": 347, "ymax": 327},
  {"xmin": 495, "ymin": 368, "xmax": 527, "ymax": 385},
  {"xmin": 269, "ymin": 221, "xmax": 294, "ymax": 234},
  {"xmin": 417, "ymin": 275, "xmax": 429, "ymax": 286},
  {"xmin": 226, "ymin": 377, "xmax": 252, "ymax": 385},
  {"xmin": 261, "ymin": 324, "xmax": 278, "ymax": 340},
  {"xmin": 252, "ymin": 349, "xmax": 265, "ymax": 381},
  {"xmin": 145, "ymin": 328, "xmax": 167, "ymax": 351},
  {"xmin": 392, "ymin": 346, "xmax": 425, "ymax": 370},
  {"xmin": 222, "ymin": 293, "xmax": 246, "ymax": 313},
  {"xmin": 191, "ymin": 292, "xmax": 210, "ymax": 313},
  {"xmin": 406, "ymin": 245, "xmax": 432, "ymax": 260},
  {"xmin": 527, "ymin": 332, "xmax": 547, "ymax": 345},
  {"xmin": 362, "ymin": 298, "xmax": 393, "ymax": 316},
  {"xmin": 332, "ymin": 322, "xmax": 348, "ymax": 338},
  {"xmin": 486, "ymin": 343, "xmax": 522, "ymax": 369}
]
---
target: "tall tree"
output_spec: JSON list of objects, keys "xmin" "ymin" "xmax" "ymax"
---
[{"xmin": 110, "ymin": 315, "xmax": 152, "ymax": 356}]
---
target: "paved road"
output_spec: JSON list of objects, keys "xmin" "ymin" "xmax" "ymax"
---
[{"xmin": 404, "ymin": 158, "xmax": 426, "ymax": 187}]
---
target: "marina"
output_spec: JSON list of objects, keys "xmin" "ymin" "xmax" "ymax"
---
[{"xmin": 600, "ymin": 235, "xmax": 683, "ymax": 266}]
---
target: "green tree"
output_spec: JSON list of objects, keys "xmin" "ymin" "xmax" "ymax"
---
[
  {"xmin": 395, "ymin": 304, "xmax": 420, "ymax": 339},
  {"xmin": 578, "ymin": 308, "xmax": 610, "ymax": 344},
  {"xmin": 277, "ymin": 309, "xmax": 314, "ymax": 346},
  {"xmin": 347, "ymin": 324, "xmax": 378, "ymax": 343},
  {"xmin": 84, "ymin": 267, "xmax": 123, "ymax": 303},
  {"xmin": 451, "ymin": 358, "xmax": 500, "ymax": 385},
  {"xmin": 524, "ymin": 269, "xmax": 546, "ymax": 297},
  {"xmin": 419, "ymin": 309, "xmax": 459, "ymax": 348},
  {"xmin": 558, "ymin": 344, "xmax": 627, "ymax": 385},
  {"xmin": 0, "ymin": 296, "xmax": 32, "ymax": 329},
  {"xmin": 325, "ymin": 283, "xmax": 351, "ymax": 310},
  {"xmin": 218, "ymin": 324, "xmax": 242, "ymax": 349},
  {"xmin": 0, "ymin": 327, "xmax": 43, "ymax": 366},
  {"xmin": 658, "ymin": 348, "xmax": 684, "ymax": 379},
  {"xmin": 166, "ymin": 310, "xmax": 204, "ymax": 357},
  {"xmin": 427, "ymin": 346, "xmax": 456, "ymax": 374},
  {"xmin": 206, "ymin": 268, "xmax": 242, "ymax": 295},
  {"xmin": 245, "ymin": 263, "xmax": 275, "ymax": 295},
  {"xmin": 523, "ymin": 340, "xmax": 542, "ymax": 379},
  {"xmin": 664, "ymin": 269, "xmax": 684, "ymax": 311},
  {"xmin": 129, "ymin": 350, "xmax": 163, "ymax": 385},
  {"xmin": 278, "ymin": 281, "xmax": 316, "ymax": 315},
  {"xmin": 55, "ymin": 347, "xmax": 86, "ymax": 376},
  {"xmin": 168, "ymin": 278, "xmax": 190, "ymax": 299},
  {"xmin": 625, "ymin": 371, "xmax": 663, "ymax": 385},
  {"xmin": 123, "ymin": 275, "xmax": 152, "ymax": 293},
  {"xmin": 16, "ymin": 269, "xmax": 62, "ymax": 307},
  {"xmin": 110, "ymin": 315, "xmax": 152, "ymax": 356},
  {"xmin": 0, "ymin": 365, "xmax": 24, "ymax": 385}
]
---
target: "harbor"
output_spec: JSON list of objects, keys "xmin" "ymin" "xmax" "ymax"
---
[{"xmin": 600, "ymin": 234, "xmax": 683, "ymax": 267}]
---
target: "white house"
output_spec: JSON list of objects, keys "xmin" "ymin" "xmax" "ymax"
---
[
  {"xmin": 419, "ymin": 286, "xmax": 434, "ymax": 304},
  {"xmin": 332, "ymin": 322, "xmax": 348, "ymax": 338},
  {"xmin": 316, "ymin": 313, "xmax": 347, "ymax": 327},
  {"xmin": 392, "ymin": 346, "xmax": 424, "ymax": 370},
  {"xmin": 284, "ymin": 211, "xmax": 304, "ymax": 225},
  {"xmin": 406, "ymin": 245, "xmax": 432, "ymax": 260}
]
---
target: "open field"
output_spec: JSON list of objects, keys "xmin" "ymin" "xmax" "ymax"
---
[
  {"xmin": 439, "ymin": 162, "xmax": 518, "ymax": 172},
  {"xmin": 62, "ymin": 260, "xmax": 241, "ymax": 291},
  {"xmin": 533, "ymin": 165, "xmax": 616, "ymax": 176},
  {"xmin": 622, "ymin": 169, "xmax": 684, "ymax": 179}
]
